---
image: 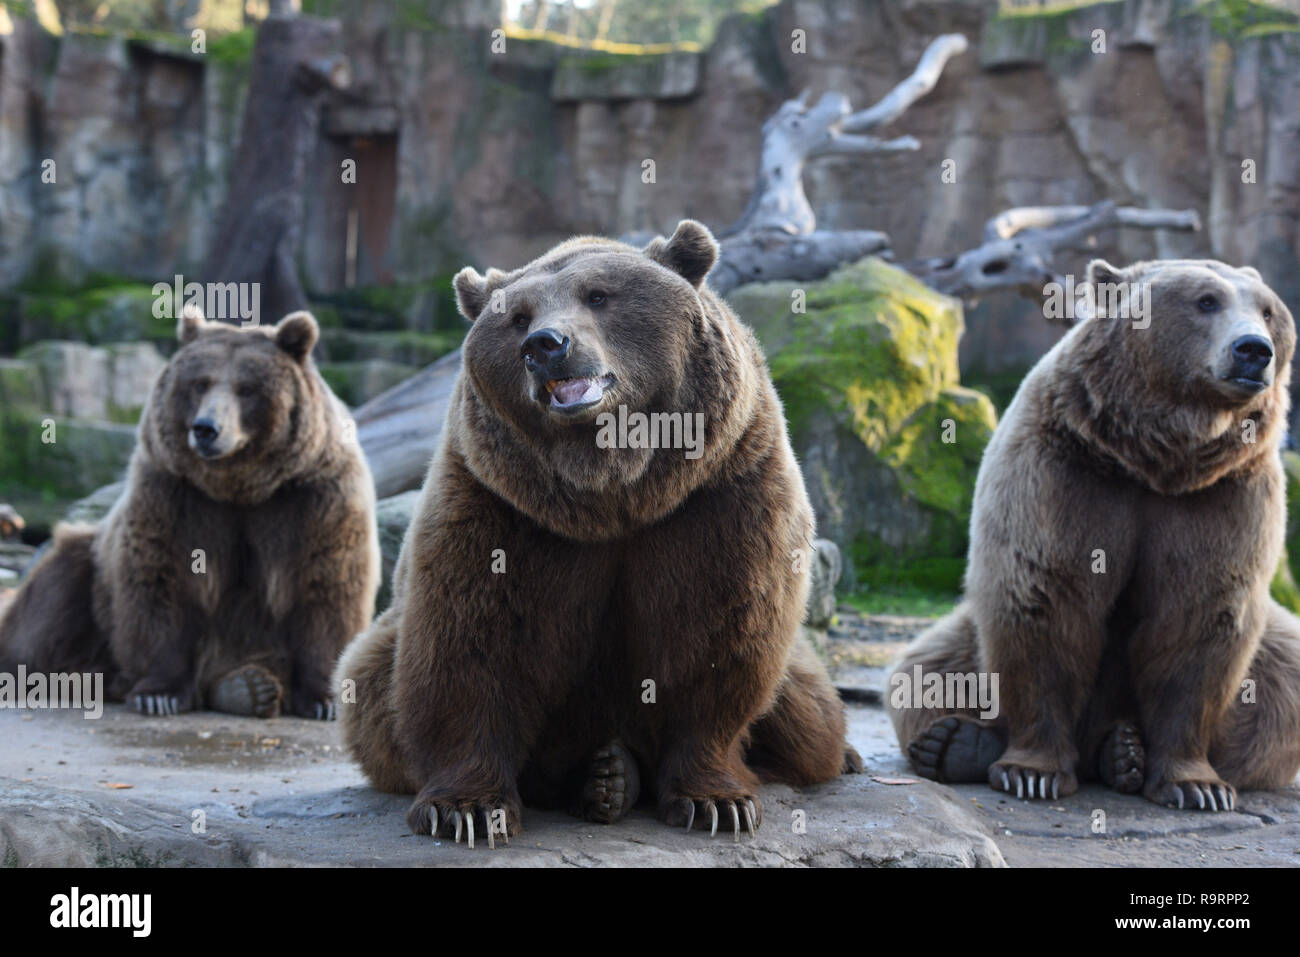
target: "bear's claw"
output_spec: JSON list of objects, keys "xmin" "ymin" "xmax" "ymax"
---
[
  {"xmin": 130, "ymin": 693, "xmax": 186, "ymax": 717},
  {"xmin": 991, "ymin": 762, "xmax": 1076, "ymax": 801},
  {"xmin": 408, "ymin": 795, "xmax": 517, "ymax": 849},
  {"xmin": 671, "ymin": 796, "xmax": 760, "ymax": 840},
  {"xmin": 1151, "ymin": 779, "xmax": 1236, "ymax": 812}
]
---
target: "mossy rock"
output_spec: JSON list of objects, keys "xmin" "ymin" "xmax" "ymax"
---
[
  {"xmin": 0, "ymin": 360, "xmax": 45, "ymax": 414},
  {"xmin": 0, "ymin": 284, "xmax": 171, "ymax": 354},
  {"xmin": 318, "ymin": 328, "xmax": 464, "ymax": 367},
  {"xmin": 0, "ymin": 415, "xmax": 136, "ymax": 533},
  {"xmin": 731, "ymin": 257, "xmax": 996, "ymax": 586}
]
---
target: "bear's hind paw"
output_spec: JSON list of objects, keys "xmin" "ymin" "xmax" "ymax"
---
[
  {"xmin": 908, "ymin": 715, "xmax": 1005, "ymax": 783},
  {"xmin": 1098, "ymin": 721, "xmax": 1145, "ymax": 794},
  {"xmin": 578, "ymin": 741, "xmax": 640, "ymax": 824}
]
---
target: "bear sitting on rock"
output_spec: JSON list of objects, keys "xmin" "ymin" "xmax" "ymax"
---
[
  {"xmin": 336, "ymin": 220, "xmax": 860, "ymax": 846},
  {"xmin": 0, "ymin": 307, "xmax": 380, "ymax": 719},
  {"xmin": 887, "ymin": 259, "xmax": 1300, "ymax": 810}
]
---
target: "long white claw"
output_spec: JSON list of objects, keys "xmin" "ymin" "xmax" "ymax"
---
[
  {"xmin": 747, "ymin": 799, "xmax": 758, "ymax": 830},
  {"xmin": 1015, "ymin": 774, "xmax": 1024, "ymax": 799},
  {"xmin": 730, "ymin": 803, "xmax": 740, "ymax": 843},
  {"xmin": 743, "ymin": 804, "xmax": 755, "ymax": 838},
  {"xmin": 1038, "ymin": 775, "xmax": 1046, "ymax": 800},
  {"xmin": 1052, "ymin": 776, "xmax": 1059, "ymax": 801},
  {"xmin": 454, "ymin": 810, "xmax": 463, "ymax": 843},
  {"xmin": 1176, "ymin": 788, "xmax": 1185, "ymax": 810},
  {"xmin": 684, "ymin": 802, "xmax": 696, "ymax": 832},
  {"xmin": 488, "ymin": 814, "xmax": 495, "ymax": 851},
  {"xmin": 430, "ymin": 806, "xmax": 438, "ymax": 836},
  {"xmin": 1002, "ymin": 770, "xmax": 1010, "ymax": 792},
  {"xmin": 709, "ymin": 804, "xmax": 718, "ymax": 837},
  {"xmin": 1194, "ymin": 787, "xmax": 1206, "ymax": 810},
  {"xmin": 466, "ymin": 813, "xmax": 475, "ymax": 850}
]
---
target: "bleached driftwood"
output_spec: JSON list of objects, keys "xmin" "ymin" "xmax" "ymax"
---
[
  {"xmin": 713, "ymin": 34, "xmax": 968, "ymax": 294},
  {"xmin": 710, "ymin": 229, "xmax": 891, "ymax": 296},
  {"xmin": 906, "ymin": 201, "xmax": 1201, "ymax": 315}
]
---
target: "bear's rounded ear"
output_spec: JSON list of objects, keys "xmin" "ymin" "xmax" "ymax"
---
[
  {"xmin": 274, "ymin": 311, "xmax": 320, "ymax": 362},
  {"xmin": 644, "ymin": 220, "xmax": 718, "ymax": 289},
  {"xmin": 454, "ymin": 267, "xmax": 489, "ymax": 321},
  {"xmin": 1086, "ymin": 259, "xmax": 1126, "ymax": 288},
  {"xmin": 1239, "ymin": 265, "xmax": 1263, "ymax": 282},
  {"xmin": 177, "ymin": 302, "xmax": 208, "ymax": 345}
]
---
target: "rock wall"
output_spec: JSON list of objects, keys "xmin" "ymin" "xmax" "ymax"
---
[{"xmin": 2, "ymin": 0, "xmax": 1298, "ymax": 378}]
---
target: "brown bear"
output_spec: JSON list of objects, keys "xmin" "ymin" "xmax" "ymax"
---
[
  {"xmin": 887, "ymin": 259, "xmax": 1300, "ymax": 810},
  {"xmin": 0, "ymin": 306, "xmax": 380, "ymax": 719},
  {"xmin": 336, "ymin": 220, "xmax": 860, "ymax": 847}
]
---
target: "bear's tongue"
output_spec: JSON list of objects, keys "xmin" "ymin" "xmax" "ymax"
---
[{"xmin": 549, "ymin": 377, "xmax": 602, "ymax": 407}]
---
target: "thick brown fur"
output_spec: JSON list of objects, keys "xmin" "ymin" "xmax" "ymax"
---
[
  {"xmin": 887, "ymin": 259, "xmax": 1300, "ymax": 809},
  {"xmin": 0, "ymin": 308, "xmax": 380, "ymax": 719},
  {"xmin": 336, "ymin": 220, "xmax": 857, "ymax": 841}
]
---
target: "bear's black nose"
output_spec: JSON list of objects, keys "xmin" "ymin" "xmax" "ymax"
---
[
  {"xmin": 521, "ymin": 328, "xmax": 571, "ymax": 367},
  {"xmin": 191, "ymin": 418, "xmax": 220, "ymax": 444},
  {"xmin": 1231, "ymin": 334, "xmax": 1273, "ymax": 373}
]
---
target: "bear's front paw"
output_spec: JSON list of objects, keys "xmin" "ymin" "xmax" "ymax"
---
[
  {"xmin": 989, "ymin": 759, "xmax": 1077, "ymax": 800},
  {"xmin": 1146, "ymin": 775, "xmax": 1236, "ymax": 812},
  {"xmin": 659, "ymin": 791, "xmax": 762, "ymax": 841},
  {"xmin": 407, "ymin": 791, "xmax": 521, "ymax": 849}
]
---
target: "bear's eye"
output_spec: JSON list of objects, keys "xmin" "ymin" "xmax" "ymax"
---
[
  {"xmin": 511, "ymin": 312, "xmax": 530, "ymax": 329},
  {"xmin": 586, "ymin": 290, "xmax": 608, "ymax": 308},
  {"xmin": 236, "ymin": 383, "xmax": 259, "ymax": 399},
  {"xmin": 1197, "ymin": 294, "xmax": 1219, "ymax": 312},
  {"xmin": 1264, "ymin": 307, "xmax": 1273, "ymax": 321}
]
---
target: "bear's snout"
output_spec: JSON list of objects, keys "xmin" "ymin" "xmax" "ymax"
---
[
  {"xmin": 190, "ymin": 417, "xmax": 222, "ymax": 458},
  {"xmin": 521, "ymin": 328, "xmax": 571, "ymax": 372},
  {"xmin": 1231, "ymin": 334, "xmax": 1273, "ymax": 372},
  {"xmin": 1224, "ymin": 333, "xmax": 1274, "ymax": 392}
]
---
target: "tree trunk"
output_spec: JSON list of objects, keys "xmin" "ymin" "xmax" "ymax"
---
[{"xmin": 202, "ymin": 14, "xmax": 349, "ymax": 325}]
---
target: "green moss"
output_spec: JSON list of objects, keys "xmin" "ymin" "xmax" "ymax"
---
[
  {"xmin": 766, "ymin": 258, "xmax": 964, "ymax": 450},
  {"xmin": 849, "ymin": 557, "xmax": 967, "ymax": 597},
  {"xmin": 840, "ymin": 583, "xmax": 959, "ymax": 618},
  {"xmin": 318, "ymin": 328, "xmax": 464, "ymax": 366},
  {"xmin": 2, "ymin": 284, "xmax": 170, "ymax": 354},
  {"xmin": 206, "ymin": 27, "xmax": 255, "ymax": 65},
  {"xmin": 882, "ymin": 387, "xmax": 997, "ymax": 517},
  {"xmin": 1184, "ymin": 0, "xmax": 1299, "ymax": 40}
]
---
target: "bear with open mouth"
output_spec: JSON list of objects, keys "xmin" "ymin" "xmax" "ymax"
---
[{"xmin": 336, "ymin": 220, "xmax": 860, "ymax": 846}]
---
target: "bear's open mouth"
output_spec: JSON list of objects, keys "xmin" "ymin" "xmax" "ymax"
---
[{"xmin": 544, "ymin": 374, "xmax": 615, "ymax": 411}]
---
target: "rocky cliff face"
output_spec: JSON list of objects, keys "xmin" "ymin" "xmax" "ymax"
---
[{"xmin": 1, "ymin": 0, "xmax": 1297, "ymax": 376}]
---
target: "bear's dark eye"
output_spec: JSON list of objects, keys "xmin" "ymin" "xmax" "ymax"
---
[
  {"xmin": 1197, "ymin": 294, "xmax": 1219, "ymax": 312},
  {"xmin": 1264, "ymin": 307, "xmax": 1273, "ymax": 321},
  {"xmin": 511, "ymin": 312, "xmax": 530, "ymax": 328},
  {"xmin": 587, "ymin": 290, "xmax": 607, "ymax": 308}
]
